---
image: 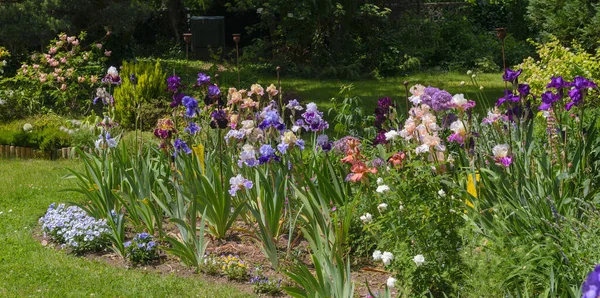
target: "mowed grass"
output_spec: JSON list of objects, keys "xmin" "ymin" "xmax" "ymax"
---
[
  {"xmin": 0, "ymin": 159, "xmax": 252, "ymax": 298},
  {"xmin": 157, "ymin": 59, "xmax": 505, "ymax": 113}
]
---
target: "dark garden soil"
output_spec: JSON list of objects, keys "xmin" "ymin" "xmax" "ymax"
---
[{"xmin": 34, "ymin": 222, "xmax": 393, "ymax": 297}]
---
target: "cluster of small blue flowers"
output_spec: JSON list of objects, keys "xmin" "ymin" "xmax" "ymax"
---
[
  {"xmin": 124, "ymin": 232, "xmax": 159, "ymax": 265},
  {"xmin": 39, "ymin": 203, "xmax": 109, "ymax": 253},
  {"xmin": 250, "ymin": 268, "xmax": 282, "ymax": 295}
]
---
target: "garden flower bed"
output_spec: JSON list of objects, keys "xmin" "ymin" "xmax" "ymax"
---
[{"xmin": 28, "ymin": 53, "xmax": 600, "ymax": 296}]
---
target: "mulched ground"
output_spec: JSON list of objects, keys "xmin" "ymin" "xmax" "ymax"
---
[{"xmin": 34, "ymin": 222, "xmax": 394, "ymax": 297}]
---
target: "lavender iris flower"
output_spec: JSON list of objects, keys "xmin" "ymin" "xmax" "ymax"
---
[
  {"xmin": 208, "ymin": 84, "xmax": 221, "ymax": 98},
  {"xmin": 173, "ymin": 138, "xmax": 192, "ymax": 156},
  {"xmin": 182, "ymin": 96, "xmax": 198, "ymax": 118},
  {"xmin": 184, "ymin": 122, "xmax": 200, "ymax": 134},
  {"xmin": 582, "ymin": 265, "xmax": 600, "ymax": 298},
  {"xmin": 197, "ymin": 73, "xmax": 210, "ymax": 85},
  {"xmin": 517, "ymin": 84, "xmax": 530, "ymax": 97}
]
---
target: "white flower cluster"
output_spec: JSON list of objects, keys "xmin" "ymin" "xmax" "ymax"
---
[{"xmin": 373, "ymin": 250, "xmax": 394, "ymax": 266}]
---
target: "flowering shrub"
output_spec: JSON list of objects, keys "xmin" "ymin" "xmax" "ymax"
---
[
  {"xmin": 16, "ymin": 32, "xmax": 110, "ymax": 114},
  {"xmin": 39, "ymin": 203, "xmax": 109, "ymax": 253},
  {"xmin": 124, "ymin": 233, "xmax": 159, "ymax": 265},
  {"xmin": 519, "ymin": 36, "xmax": 600, "ymax": 96}
]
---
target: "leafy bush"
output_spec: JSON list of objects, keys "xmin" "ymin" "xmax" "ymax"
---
[
  {"xmin": 39, "ymin": 203, "xmax": 110, "ymax": 253},
  {"xmin": 519, "ymin": 36, "xmax": 600, "ymax": 95},
  {"xmin": 113, "ymin": 60, "xmax": 168, "ymax": 130},
  {"xmin": 0, "ymin": 114, "xmax": 71, "ymax": 151}
]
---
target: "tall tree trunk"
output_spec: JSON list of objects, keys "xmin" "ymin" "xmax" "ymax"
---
[{"xmin": 167, "ymin": 0, "xmax": 184, "ymax": 43}]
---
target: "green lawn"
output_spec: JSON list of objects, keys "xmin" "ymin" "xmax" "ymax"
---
[
  {"xmin": 156, "ymin": 59, "xmax": 506, "ymax": 112},
  {"xmin": 0, "ymin": 159, "xmax": 251, "ymax": 297}
]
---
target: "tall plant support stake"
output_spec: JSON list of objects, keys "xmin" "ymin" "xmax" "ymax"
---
[
  {"xmin": 233, "ymin": 34, "xmax": 241, "ymax": 88},
  {"xmin": 403, "ymin": 81, "xmax": 410, "ymax": 116},
  {"xmin": 496, "ymin": 28, "xmax": 507, "ymax": 88},
  {"xmin": 183, "ymin": 33, "xmax": 192, "ymax": 60},
  {"xmin": 277, "ymin": 66, "xmax": 282, "ymax": 114}
]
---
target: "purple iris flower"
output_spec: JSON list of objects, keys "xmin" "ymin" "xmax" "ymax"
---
[
  {"xmin": 171, "ymin": 93, "xmax": 185, "ymax": 108},
  {"xmin": 517, "ymin": 84, "xmax": 530, "ymax": 97},
  {"xmin": 502, "ymin": 68, "xmax": 522, "ymax": 82},
  {"xmin": 546, "ymin": 76, "xmax": 569, "ymax": 89},
  {"xmin": 317, "ymin": 134, "xmax": 332, "ymax": 152},
  {"xmin": 496, "ymin": 90, "xmax": 520, "ymax": 106},
  {"xmin": 210, "ymin": 109, "xmax": 228, "ymax": 129},
  {"xmin": 182, "ymin": 96, "xmax": 198, "ymax": 118},
  {"xmin": 373, "ymin": 130, "xmax": 388, "ymax": 145},
  {"xmin": 258, "ymin": 144, "xmax": 280, "ymax": 164},
  {"xmin": 184, "ymin": 122, "xmax": 200, "ymax": 134},
  {"xmin": 572, "ymin": 76, "xmax": 597, "ymax": 90},
  {"xmin": 538, "ymin": 91, "xmax": 561, "ymax": 111},
  {"xmin": 208, "ymin": 84, "xmax": 220, "ymax": 98},
  {"xmin": 173, "ymin": 138, "xmax": 192, "ymax": 156},
  {"xmin": 197, "ymin": 73, "xmax": 210, "ymax": 85},
  {"xmin": 377, "ymin": 97, "xmax": 393, "ymax": 109},
  {"xmin": 167, "ymin": 76, "xmax": 181, "ymax": 92},
  {"xmin": 582, "ymin": 265, "xmax": 600, "ymax": 298}
]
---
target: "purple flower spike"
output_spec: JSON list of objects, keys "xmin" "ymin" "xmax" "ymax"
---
[{"xmin": 502, "ymin": 68, "xmax": 522, "ymax": 82}]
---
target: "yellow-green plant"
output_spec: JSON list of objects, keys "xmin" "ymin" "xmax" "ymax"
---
[
  {"xmin": 114, "ymin": 60, "xmax": 167, "ymax": 129},
  {"xmin": 519, "ymin": 36, "xmax": 600, "ymax": 96}
]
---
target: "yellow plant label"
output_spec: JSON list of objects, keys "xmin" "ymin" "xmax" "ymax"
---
[
  {"xmin": 192, "ymin": 144, "xmax": 205, "ymax": 174},
  {"xmin": 466, "ymin": 172, "xmax": 480, "ymax": 208}
]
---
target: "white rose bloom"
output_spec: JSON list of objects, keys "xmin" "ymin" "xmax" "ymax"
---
[
  {"xmin": 384, "ymin": 130, "xmax": 399, "ymax": 141},
  {"xmin": 372, "ymin": 250, "xmax": 382, "ymax": 261},
  {"xmin": 386, "ymin": 276, "xmax": 397, "ymax": 288},
  {"xmin": 0, "ymin": 99, "xmax": 6, "ymax": 105},
  {"xmin": 438, "ymin": 189, "xmax": 446, "ymax": 197},
  {"xmin": 399, "ymin": 204, "xmax": 404, "ymax": 211},
  {"xmin": 360, "ymin": 213, "xmax": 373, "ymax": 224},
  {"xmin": 466, "ymin": 70, "xmax": 473, "ymax": 75},
  {"xmin": 256, "ymin": 7, "xmax": 264, "ymax": 14},
  {"xmin": 413, "ymin": 254, "xmax": 425, "ymax": 266},
  {"xmin": 381, "ymin": 251, "xmax": 394, "ymax": 265},
  {"xmin": 376, "ymin": 177, "xmax": 384, "ymax": 185},
  {"xmin": 377, "ymin": 203, "xmax": 388, "ymax": 212},
  {"xmin": 376, "ymin": 185, "xmax": 390, "ymax": 193},
  {"xmin": 492, "ymin": 144, "xmax": 510, "ymax": 158},
  {"xmin": 451, "ymin": 93, "xmax": 468, "ymax": 107},
  {"xmin": 287, "ymin": 13, "xmax": 293, "ymax": 18}
]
